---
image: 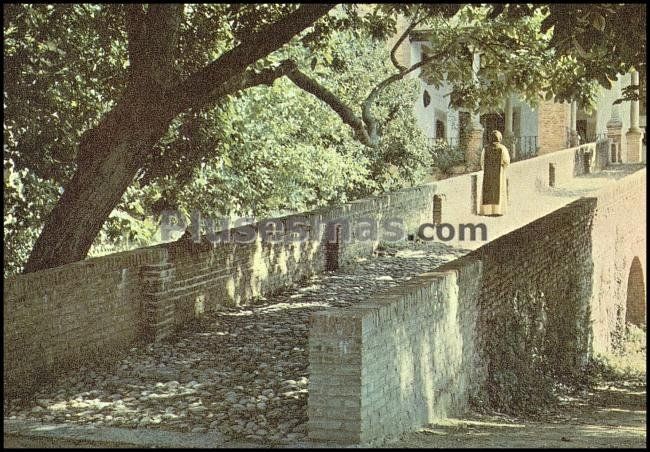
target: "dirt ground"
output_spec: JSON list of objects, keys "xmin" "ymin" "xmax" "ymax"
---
[
  {"xmin": 383, "ymin": 377, "xmax": 646, "ymax": 448},
  {"xmin": 5, "ymin": 378, "xmax": 645, "ymax": 449}
]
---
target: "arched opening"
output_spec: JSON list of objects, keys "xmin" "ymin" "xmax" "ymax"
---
[
  {"xmin": 626, "ymin": 257, "xmax": 646, "ymax": 326},
  {"xmin": 423, "ymin": 90, "xmax": 431, "ymax": 108},
  {"xmin": 435, "ymin": 120, "xmax": 445, "ymax": 140}
]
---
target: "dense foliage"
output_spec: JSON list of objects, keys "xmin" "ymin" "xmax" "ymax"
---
[
  {"xmin": 3, "ymin": 3, "xmax": 645, "ymax": 274},
  {"xmin": 3, "ymin": 6, "xmax": 429, "ymax": 275}
]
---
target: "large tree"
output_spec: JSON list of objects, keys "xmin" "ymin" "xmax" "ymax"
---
[
  {"xmin": 4, "ymin": 3, "xmax": 644, "ymax": 273},
  {"xmin": 11, "ymin": 4, "xmax": 337, "ymax": 273}
]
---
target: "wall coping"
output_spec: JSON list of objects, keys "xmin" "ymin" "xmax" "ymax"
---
[
  {"xmin": 4, "ymin": 142, "xmax": 620, "ymax": 291},
  {"xmin": 4, "ymin": 247, "xmax": 168, "ymax": 298}
]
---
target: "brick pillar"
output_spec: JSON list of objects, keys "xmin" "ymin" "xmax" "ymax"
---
[
  {"xmin": 549, "ymin": 163, "xmax": 556, "ymax": 187},
  {"xmin": 324, "ymin": 223, "xmax": 342, "ymax": 271},
  {"xmin": 432, "ymin": 195, "xmax": 442, "ymax": 224},
  {"xmin": 606, "ymin": 114, "xmax": 623, "ymax": 164},
  {"xmin": 626, "ymin": 70, "xmax": 644, "ymax": 163},
  {"xmin": 537, "ymin": 99, "xmax": 570, "ymax": 154},
  {"xmin": 140, "ymin": 263, "xmax": 176, "ymax": 342},
  {"xmin": 465, "ymin": 122, "xmax": 484, "ymax": 170},
  {"xmin": 626, "ymin": 130, "xmax": 643, "ymax": 163},
  {"xmin": 308, "ymin": 311, "xmax": 363, "ymax": 443},
  {"xmin": 569, "ymin": 101, "xmax": 580, "ymax": 147}
]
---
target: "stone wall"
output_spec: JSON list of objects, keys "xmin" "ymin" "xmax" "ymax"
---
[
  {"xmin": 3, "ymin": 184, "xmax": 434, "ymax": 396},
  {"xmin": 3, "ymin": 248, "xmax": 167, "ymax": 396},
  {"xmin": 308, "ymin": 198, "xmax": 596, "ymax": 444},
  {"xmin": 307, "ymin": 165, "xmax": 646, "ymax": 444},
  {"xmin": 463, "ymin": 199, "xmax": 596, "ymax": 377},
  {"xmin": 308, "ymin": 258, "xmax": 484, "ymax": 444},
  {"xmin": 588, "ymin": 168, "xmax": 646, "ymax": 355},
  {"xmin": 428, "ymin": 141, "xmax": 606, "ymax": 230},
  {"xmin": 154, "ymin": 184, "xmax": 435, "ymax": 328}
]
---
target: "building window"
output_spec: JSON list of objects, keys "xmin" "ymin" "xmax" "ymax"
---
[
  {"xmin": 435, "ymin": 120, "xmax": 445, "ymax": 140},
  {"xmin": 459, "ymin": 111, "xmax": 471, "ymax": 139},
  {"xmin": 513, "ymin": 106, "xmax": 521, "ymax": 136},
  {"xmin": 423, "ymin": 90, "xmax": 431, "ymax": 108}
]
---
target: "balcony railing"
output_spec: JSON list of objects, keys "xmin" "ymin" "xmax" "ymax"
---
[
  {"xmin": 583, "ymin": 132, "xmax": 608, "ymax": 143},
  {"xmin": 427, "ymin": 135, "xmax": 538, "ymax": 161},
  {"xmin": 511, "ymin": 136, "xmax": 538, "ymax": 161},
  {"xmin": 426, "ymin": 136, "xmax": 462, "ymax": 148}
]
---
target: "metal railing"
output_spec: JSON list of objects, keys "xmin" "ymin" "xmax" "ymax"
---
[
  {"xmin": 583, "ymin": 132, "xmax": 608, "ymax": 143},
  {"xmin": 426, "ymin": 136, "xmax": 462, "ymax": 148},
  {"xmin": 511, "ymin": 135, "xmax": 538, "ymax": 161},
  {"xmin": 426, "ymin": 135, "xmax": 538, "ymax": 160}
]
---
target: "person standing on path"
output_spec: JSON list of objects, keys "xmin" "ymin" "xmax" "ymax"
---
[{"xmin": 480, "ymin": 130, "xmax": 510, "ymax": 216}]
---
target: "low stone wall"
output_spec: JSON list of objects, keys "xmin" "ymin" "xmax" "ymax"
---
[
  {"xmin": 3, "ymin": 248, "xmax": 167, "ymax": 396},
  {"xmin": 427, "ymin": 141, "xmax": 606, "ymax": 225},
  {"xmin": 3, "ymin": 184, "xmax": 435, "ymax": 396},
  {"xmin": 158, "ymin": 184, "xmax": 436, "ymax": 327},
  {"xmin": 308, "ymin": 258, "xmax": 483, "ymax": 443},
  {"xmin": 307, "ymin": 198, "xmax": 595, "ymax": 444},
  {"xmin": 589, "ymin": 168, "xmax": 646, "ymax": 355},
  {"xmin": 307, "ymin": 163, "xmax": 645, "ymax": 444}
]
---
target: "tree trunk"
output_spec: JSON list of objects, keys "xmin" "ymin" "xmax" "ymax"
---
[
  {"xmin": 23, "ymin": 84, "xmax": 175, "ymax": 273},
  {"xmin": 21, "ymin": 4, "xmax": 333, "ymax": 274}
]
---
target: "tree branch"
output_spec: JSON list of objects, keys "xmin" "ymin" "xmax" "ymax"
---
[
  {"xmin": 285, "ymin": 41, "xmax": 451, "ymax": 149},
  {"xmin": 361, "ymin": 45, "xmax": 450, "ymax": 141},
  {"xmin": 286, "ymin": 68, "xmax": 375, "ymax": 147},
  {"xmin": 178, "ymin": 60, "xmax": 300, "ymax": 117},
  {"xmin": 143, "ymin": 4, "xmax": 184, "ymax": 87},
  {"xmin": 124, "ymin": 4, "xmax": 147, "ymax": 74},
  {"xmin": 389, "ymin": 7, "xmax": 426, "ymax": 71},
  {"xmin": 168, "ymin": 4, "xmax": 334, "ymax": 112}
]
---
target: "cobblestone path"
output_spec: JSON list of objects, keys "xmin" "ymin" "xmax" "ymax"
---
[{"xmin": 4, "ymin": 242, "xmax": 469, "ymax": 445}]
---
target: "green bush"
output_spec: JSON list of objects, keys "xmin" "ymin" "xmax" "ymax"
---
[{"xmin": 428, "ymin": 140, "xmax": 465, "ymax": 173}]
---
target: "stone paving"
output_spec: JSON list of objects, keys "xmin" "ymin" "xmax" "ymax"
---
[{"xmin": 3, "ymin": 241, "xmax": 469, "ymax": 446}]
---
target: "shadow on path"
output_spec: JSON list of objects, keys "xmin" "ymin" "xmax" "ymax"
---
[{"xmin": 382, "ymin": 378, "xmax": 646, "ymax": 448}]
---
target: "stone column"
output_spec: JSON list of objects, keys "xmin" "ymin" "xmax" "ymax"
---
[
  {"xmin": 569, "ymin": 100, "xmax": 579, "ymax": 146},
  {"xmin": 504, "ymin": 95, "xmax": 515, "ymax": 159},
  {"xmin": 465, "ymin": 51, "xmax": 484, "ymax": 169},
  {"xmin": 140, "ymin": 262, "xmax": 176, "ymax": 342},
  {"xmin": 606, "ymin": 104, "xmax": 623, "ymax": 163},
  {"xmin": 626, "ymin": 70, "xmax": 644, "ymax": 163}
]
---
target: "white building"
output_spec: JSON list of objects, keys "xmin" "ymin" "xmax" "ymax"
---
[{"xmin": 404, "ymin": 32, "xmax": 645, "ymax": 164}]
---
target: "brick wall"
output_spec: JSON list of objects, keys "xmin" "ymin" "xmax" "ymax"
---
[
  {"xmin": 150, "ymin": 183, "xmax": 436, "ymax": 329},
  {"xmin": 588, "ymin": 168, "xmax": 646, "ymax": 355},
  {"xmin": 537, "ymin": 100, "xmax": 570, "ymax": 154},
  {"xmin": 3, "ymin": 248, "xmax": 167, "ymax": 396},
  {"xmin": 308, "ymin": 259, "xmax": 484, "ymax": 444},
  {"xmin": 3, "ymin": 184, "xmax": 434, "ymax": 396},
  {"xmin": 307, "ymin": 166, "xmax": 646, "ymax": 444},
  {"xmin": 466, "ymin": 199, "xmax": 597, "ymax": 375}
]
